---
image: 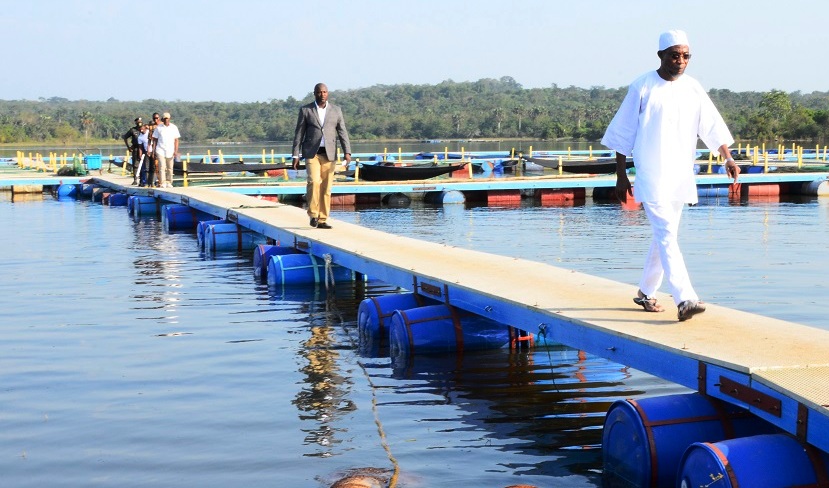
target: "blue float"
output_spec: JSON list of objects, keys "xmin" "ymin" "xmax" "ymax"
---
[
  {"xmin": 697, "ymin": 184, "xmax": 731, "ymax": 197},
  {"xmin": 162, "ymin": 204, "xmax": 212, "ymax": 231},
  {"xmin": 357, "ymin": 293, "xmax": 439, "ymax": 349},
  {"xmin": 203, "ymin": 222, "xmax": 266, "ymax": 253},
  {"xmin": 107, "ymin": 193, "xmax": 128, "ymax": 206},
  {"xmin": 197, "ymin": 219, "xmax": 226, "ymax": 249},
  {"xmin": 388, "ymin": 304, "xmax": 510, "ymax": 357},
  {"xmin": 252, "ymin": 244, "xmax": 303, "ymax": 279},
  {"xmin": 677, "ymin": 434, "xmax": 829, "ymax": 488},
  {"xmin": 129, "ymin": 196, "xmax": 160, "ymax": 217},
  {"xmin": 79, "ymin": 184, "xmax": 96, "ymax": 198},
  {"xmin": 266, "ymin": 253, "xmax": 357, "ymax": 286},
  {"xmin": 602, "ymin": 392, "xmax": 777, "ymax": 488},
  {"xmin": 56, "ymin": 184, "xmax": 78, "ymax": 198},
  {"xmin": 424, "ymin": 190, "xmax": 465, "ymax": 204}
]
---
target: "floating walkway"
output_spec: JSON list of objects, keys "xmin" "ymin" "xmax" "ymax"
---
[{"xmin": 67, "ymin": 173, "xmax": 829, "ymax": 456}]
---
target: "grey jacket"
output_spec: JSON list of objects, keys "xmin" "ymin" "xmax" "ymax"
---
[{"xmin": 291, "ymin": 102, "xmax": 351, "ymax": 161}]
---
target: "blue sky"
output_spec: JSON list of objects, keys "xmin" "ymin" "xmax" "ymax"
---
[{"xmin": 4, "ymin": 0, "xmax": 826, "ymax": 102}]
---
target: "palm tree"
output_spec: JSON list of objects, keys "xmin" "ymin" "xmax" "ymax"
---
[{"xmin": 79, "ymin": 111, "xmax": 94, "ymax": 146}]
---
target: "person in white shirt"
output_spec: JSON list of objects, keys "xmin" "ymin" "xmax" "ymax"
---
[
  {"xmin": 136, "ymin": 124, "xmax": 150, "ymax": 187},
  {"xmin": 152, "ymin": 112, "xmax": 181, "ymax": 188},
  {"xmin": 601, "ymin": 29, "xmax": 740, "ymax": 321}
]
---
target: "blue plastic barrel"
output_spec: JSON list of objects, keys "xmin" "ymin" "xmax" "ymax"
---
[
  {"xmin": 677, "ymin": 434, "xmax": 829, "ymax": 488},
  {"xmin": 697, "ymin": 185, "xmax": 730, "ymax": 197},
  {"xmin": 602, "ymin": 393, "xmax": 777, "ymax": 488},
  {"xmin": 162, "ymin": 204, "xmax": 212, "ymax": 231},
  {"xmin": 357, "ymin": 293, "xmax": 439, "ymax": 348},
  {"xmin": 252, "ymin": 244, "xmax": 303, "ymax": 279},
  {"xmin": 80, "ymin": 184, "xmax": 96, "ymax": 198},
  {"xmin": 424, "ymin": 190, "xmax": 465, "ymax": 204},
  {"xmin": 56, "ymin": 184, "xmax": 78, "ymax": 198},
  {"xmin": 204, "ymin": 222, "xmax": 266, "ymax": 253},
  {"xmin": 381, "ymin": 192, "xmax": 412, "ymax": 207},
  {"xmin": 266, "ymin": 253, "xmax": 357, "ymax": 286},
  {"xmin": 108, "ymin": 193, "xmax": 128, "ymax": 206},
  {"xmin": 388, "ymin": 304, "xmax": 510, "ymax": 357},
  {"xmin": 196, "ymin": 219, "xmax": 226, "ymax": 249},
  {"xmin": 130, "ymin": 196, "xmax": 160, "ymax": 217}
]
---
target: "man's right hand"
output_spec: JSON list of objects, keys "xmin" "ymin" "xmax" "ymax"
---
[{"xmin": 291, "ymin": 158, "xmax": 299, "ymax": 170}]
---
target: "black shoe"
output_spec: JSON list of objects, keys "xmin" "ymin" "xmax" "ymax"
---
[
  {"xmin": 678, "ymin": 300, "xmax": 706, "ymax": 321},
  {"xmin": 310, "ymin": 218, "xmax": 318, "ymax": 228},
  {"xmin": 317, "ymin": 222, "xmax": 332, "ymax": 229}
]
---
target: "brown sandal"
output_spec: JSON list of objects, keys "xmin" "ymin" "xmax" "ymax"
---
[{"xmin": 633, "ymin": 290, "xmax": 664, "ymax": 312}]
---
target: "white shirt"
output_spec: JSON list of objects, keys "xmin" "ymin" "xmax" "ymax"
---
[
  {"xmin": 315, "ymin": 101, "xmax": 327, "ymax": 149},
  {"xmin": 152, "ymin": 123, "xmax": 181, "ymax": 158},
  {"xmin": 601, "ymin": 71, "xmax": 733, "ymax": 204},
  {"xmin": 137, "ymin": 132, "xmax": 149, "ymax": 151}
]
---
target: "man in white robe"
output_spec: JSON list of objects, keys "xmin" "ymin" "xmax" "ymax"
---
[{"xmin": 601, "ymin": 29, "xmax": 740, "ymax": 321}]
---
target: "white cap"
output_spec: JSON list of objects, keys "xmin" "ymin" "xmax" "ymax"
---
[{"xmin": 658, "ymin": 30, "xmax": 689, "ymax": 51}]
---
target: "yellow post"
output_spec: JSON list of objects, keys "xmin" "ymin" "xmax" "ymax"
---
[
  {"xmin": 271, "ymin": 149, "xmax": 275, "ymax": 163},
  {"xmin": 433, "ymin": 155, "xmax": 438, "ymax": 166},
  {"xmin": 444, "ymin": 147, "xmax": 448, "ymax": 161},
  {"xmin": 738, "ymin": 143, "xmax": 742, "ymax": 155},
  {"xmin": 283, "ymin": 159, "xmax": 290, "ymax": 181},
  {"xmin": 753, "ymin": 147, "xmax": 759, "ymax": 166},
  {"xmin": 219, "ymin": 150, "xmax": 224, "ymax": 164},
  {"xmin": 763, "ymin": 152, "xmax": 768, "ymax": 173},
  {"xmin": 567, "ymin": 146, "xmax": 571, "ymax": 159},
  {"xmin": 183, "ymin": 155, "xmax": 189, "ymax": 187},
  {"xmin": 761, "ymin": 142, "xmax": 766, "ymax": 155},
  {"xmin": 529, "ymin": 145, "xmax": 533, "ymax": 158},
  {"xmin": 558, "ymin": 155, "xmax": 563, "ymax": 176},
  {"xmin": 589, "ymin": 145, "xmax": 593, "ymax": 160},
  {"xmin": 63, "ymin": 152, "xmax": 68, "ymax": 167},
  {"xmin": 239, "ymin": 153, "xmax": 243, "ymax": 163},
  {"xmin": 707, "ymin": 151, "xmax": 713, "ymax": 174},
  {"xmin": 461, "ymin": 146, "xmax": 465, "ymax": 161},
  {"xmin": 207, "ymin": 149, "xmax": 211, "ymax": 163},
  {"xmin": 779, "ymin": 144, "xmax": 784, "ymax": 161},
  {"xmin": 354, "ymin": 159, "xmax": 360, "ymax": 182},
  {"xmin": 384, "ymin": 147, "xmax": 388, "ymax": 161},
  {"xmin": 262, "ymin": 149, "xmax": 266, "ymax": 164},
  {"xmin": 798, "ymin": 146, "xmax": 803, "ymax": 168},
  {"xmin": 398, "ymin": 147, "xmax": 402, "ymax": 164}
]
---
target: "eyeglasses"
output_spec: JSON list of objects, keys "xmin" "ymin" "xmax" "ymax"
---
[
  {"xmin": 669, "ymin": 52, "xmax": 692, "ymax": 61},
  {"xmin": 153, "ymin": 116, "xmax": 160, "ymax": 120}
]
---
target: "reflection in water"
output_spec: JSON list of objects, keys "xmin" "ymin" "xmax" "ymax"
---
[{"xmin": 385, "ymin": 346, "xmax": 646, "ymax": 482}]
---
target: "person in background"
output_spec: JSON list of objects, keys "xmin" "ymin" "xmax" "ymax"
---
[
  {"xmin": 146, "ymin": 112, "xmax": 161, "ymax": 187},
  {"xmin": 291, "ymin": 83, "xmax": 352, "ymax": 229},
  {"xmin": 136, "ymin": 124, "xmax": 150, "ymax": 187},
  {"xmin": 152, "ymin": 112, "xmax": 180, "ymax": 188},
  {"xmin": 122, "ymin": 117, "xmax": 143, "ymax": 185},
  {"xmin": 600, "ymin": 29, "xmax": 740, "ymax": 322}
]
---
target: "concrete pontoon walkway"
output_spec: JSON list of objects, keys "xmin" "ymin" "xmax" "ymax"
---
[{"xmin": 72, "ymin": 173, "xmax": 829, "ymax": 457}]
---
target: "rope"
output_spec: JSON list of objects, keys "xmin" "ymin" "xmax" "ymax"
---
[
  {"xmin": 536, "ymin": 323, "xmax": 562, "ymax": 394},
  {"xmin": 322, "ymin": 264, "xmax": 400, "ymax": 487}
]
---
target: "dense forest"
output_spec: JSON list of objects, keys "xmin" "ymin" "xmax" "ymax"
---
[{"xmin": 2, "ymin": 77, "xmax": 828, "ymax": 145}]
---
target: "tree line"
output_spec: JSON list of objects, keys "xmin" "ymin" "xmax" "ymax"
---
[{"xmin": 2, "ymin": 77, "xmax": 828, "ymax": 145}]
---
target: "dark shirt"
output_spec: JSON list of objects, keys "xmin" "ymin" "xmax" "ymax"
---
[{"xmin": 123, "ymin": 126, "xmax": 141, "ymax": 149}]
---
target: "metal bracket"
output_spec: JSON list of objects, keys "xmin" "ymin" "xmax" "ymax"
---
[
  {"xmin": 180, "ymin": 195, "xmax": 190, "ymax": 206},
  {"xmin": 698, "ymin": 362, "xmax": 707, "ymax": 395},
  {"xmin": 719, "ymin": 376, "xmax": 782, "ymax": 417},
  {"xmin": 797, "ymin": 403, "xmax": 809, "ymax": 442},
  {"xmin": 226, "ymin": 209, "xmax": 238, "ymax": 222},
  {"xmin": 420, "ymin": 282, "xmax": 442, "ymax": 298}
]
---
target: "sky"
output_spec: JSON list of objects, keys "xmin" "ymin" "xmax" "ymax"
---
[{"xmin": 4, "ymin": 0, "xmax": 826, "ymax": 102}]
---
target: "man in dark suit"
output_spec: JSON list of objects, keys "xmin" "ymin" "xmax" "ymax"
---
[{"xmin": 291, "ymin": 83, "xmax": 352, "ymax": 229}]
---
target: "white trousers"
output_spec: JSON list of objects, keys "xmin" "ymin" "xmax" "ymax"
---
[{"xmin": 639, "ymin": 201, "xmax": 698, "ymax": 305}]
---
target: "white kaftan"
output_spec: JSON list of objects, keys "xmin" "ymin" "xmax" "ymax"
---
[{"xmin": 601, "ymin": 70, "xmax": 734, "ymax": 204}]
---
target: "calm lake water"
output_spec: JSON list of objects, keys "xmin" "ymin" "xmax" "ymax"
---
[{"xmin": 1, "ymin": 188, "xmax": 827, "ymax": 487}]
